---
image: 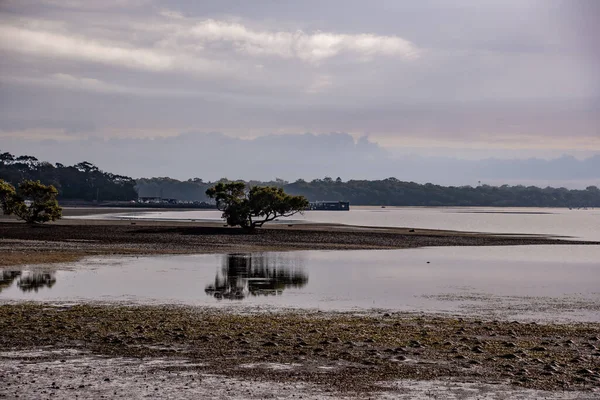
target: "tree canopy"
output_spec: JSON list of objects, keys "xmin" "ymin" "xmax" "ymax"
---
[
  {"xmin": 140, "ymin": 177, "xmax": 600, "ymax": 208},
  {"xmin": 0, "ymin": 150, "xmax": 137, "ymax": 202},
  {"xmin": 0, "ymin": 179, "xmax": 62, "ymax": 224},
  {"xmin": 0, "ymin": 179, "xmax": 16, "ymax": 215},
  {"xmin": 206, "ymin": 182, "xmax": 309, "ymax": 230}
]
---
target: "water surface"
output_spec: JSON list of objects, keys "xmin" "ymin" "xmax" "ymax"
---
[
  {"xmin": 2, "ymin": 245, "xmax": 599, "ymax": 322},
  {"xmin": 77, "ymin": 206, "xmax": 600, "ymax": 241}
]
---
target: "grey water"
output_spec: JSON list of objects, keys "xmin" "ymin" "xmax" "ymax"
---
[
  {"xmin": 77, "ymin": 206, "xmax": 600, "ymax": 241},
  {"xmin": 2, "ymin": 245, "xmax": 599, "ymax": 322}
]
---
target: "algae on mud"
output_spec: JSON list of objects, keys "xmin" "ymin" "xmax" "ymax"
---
[{"xmin": 1, "ymin": 304, "xmax": 599, "ymax": 394}]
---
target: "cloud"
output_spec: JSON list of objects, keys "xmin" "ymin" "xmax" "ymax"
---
[
  {"xmin": 0, "ymin": 24, "xmax": 230, "ymax": 77},
  {"xmin": 0, "ymin": 73, "xmax": 215, "ymax": 98},
  {"xmin": 305, "ymin": 75, "xmax": 333, "ymax": 94},
  {"xmin": 187, "ymin": 19, "xmax": 419, "ymax": 63},
  {"xmin": 0, "ymin": 0, "xmax": 597, "ymax": 160},
  {"xmin": 9, "ymin": 0, "xmax": 153, "ymax": 10},
  {"xmin": 0, "ymin": 25, "xmax": 172, "ymax": 71}
]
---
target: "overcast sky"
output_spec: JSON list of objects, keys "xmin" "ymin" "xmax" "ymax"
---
[{"xmin": 0, "ymin": 0, "xmax": 598, "ymax": 184}]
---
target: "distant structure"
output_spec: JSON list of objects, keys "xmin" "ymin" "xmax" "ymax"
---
[
  {"xmin": 137, "ymin": 196, "xmax": 178, "ymax": 205},
  {"xmin": 308, "ymin": 201, "xmax": 350, "ymax": 211}
]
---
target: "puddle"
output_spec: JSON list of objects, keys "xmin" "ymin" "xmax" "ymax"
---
[{"xmin": 1, "ymin": 245, "xmax": 600, "ymax": 322}]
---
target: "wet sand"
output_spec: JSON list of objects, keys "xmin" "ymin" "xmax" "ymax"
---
[
  {"xmin": 0, "ymin": 304, "xmax": 599, "ymax": 398},
  {"xmin": 1, "ymin": 216, "xmax": 597, "ymax": 268}
]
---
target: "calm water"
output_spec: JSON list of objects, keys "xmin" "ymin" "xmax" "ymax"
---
[
  {"xmin": 2, "ymin": 246, "xmax": 599, "ymax": 321},
  {"xmin": 83, "ymin": 207, "xmax": 600, "ymax": 241}
]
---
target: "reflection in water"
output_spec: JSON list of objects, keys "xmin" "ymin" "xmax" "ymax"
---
[
  {"xmin": 0, "ymin": 270, "xmax": 56, "ymax": 293},
  {"xmin": 0, "ymin": 271, "xmax": 21, "ymax": 293},
  {"xmin": 205, "ymin": 254, "xmax": 308, "ymax": 300}
]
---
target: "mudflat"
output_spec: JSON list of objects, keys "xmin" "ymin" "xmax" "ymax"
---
[
  {"xmin": 1, "ymin": 217, "xmax": 597, "ymax": 267},
  {"xmin": 2, "ymin": 216, "xmax": 600, "ymax": 398},
  {"xmin": 1, "ymin": 304, "xmax": 599, "ymax": 398}
]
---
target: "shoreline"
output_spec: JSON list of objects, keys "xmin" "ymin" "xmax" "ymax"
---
[
  {"xmin": 1, "ymin": 217, "xmax": 598, "ymax": 268},
  {"xmin": 2, "ymin": 215, "xmax": 600, "ymax": 397}
]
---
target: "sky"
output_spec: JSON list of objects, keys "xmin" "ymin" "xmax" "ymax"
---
[{"xmin": 0, "ymin": 0, "xmax": 599, "ymax": 186}]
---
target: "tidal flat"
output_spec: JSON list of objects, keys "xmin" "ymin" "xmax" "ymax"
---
[
  {"xmin": 1, "ymin": 217, "xmax": 597, "ymax": 268},
  {"xmin": 1, "ymin": 304, "xmax": 599, "ymax": 398},
  {"xmin": 1, "ymin": 216, "xmax": 600, "ymax": 398}
]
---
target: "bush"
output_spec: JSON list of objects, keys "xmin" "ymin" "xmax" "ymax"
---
[
  {"xmin": 0, "ymin": 179, "xmax": 62, "ymax": 224},
  {"xmin": 206, "ymin": 182, "xmax": 309, "ymax": 230}
]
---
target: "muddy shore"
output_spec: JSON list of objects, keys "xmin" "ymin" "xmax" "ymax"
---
[
  {"xmin": 1, "ymin": 217, "xmax": 598, "ymax": 267},
  {"xmin": 0, "ymin": 304, "xmax": 599, "ymax": 398},
  {"xmin": 2, "ymin": 215, "xmax": 599, "ymax": 397}
]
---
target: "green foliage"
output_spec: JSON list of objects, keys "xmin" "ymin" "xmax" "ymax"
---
[
  {"xmin": 284, "ymin": 178, "xmax": 600, "ymax": 207},
  {"xmin": 206, "ymin": 182, "xmax": 309, "ymax": 230},
  {"xmin": 0, "ymin": 151, "xmax": 137, "ymax": 202},
  {"xmin": 2, "ymin": 180, "xmax": 62, "ymax": 224},
  {"xmin": 0, "ymin": 179, "xmax": 16, "ymax": 215},
  {"xmin": 140, "ymin": 176, "xmax": 600, "ymax": 208}
]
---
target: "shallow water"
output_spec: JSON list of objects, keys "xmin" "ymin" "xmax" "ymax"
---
[
  {"xmin": 78, "ymin": 206, "xmax": 600, "ymax": 241},
  {"xmin": 2, "ymin": 245, "xmax": 599, "ymax": 322}
]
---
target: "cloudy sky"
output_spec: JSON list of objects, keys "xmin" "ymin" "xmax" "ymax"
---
[{"xmin": 0, "ymin": 0, "xmax": 598, "ymax": 185}]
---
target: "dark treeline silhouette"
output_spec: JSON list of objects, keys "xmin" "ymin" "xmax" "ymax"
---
[
  {"xmin": 286, "ymin": 178, "xmax": 600, "ymax": 207},
  {"xmin": 3, "ymin": 150, "xmax": 599, "ymax": 207},
  {"xmin": 136, "ymin": 177, "xmax": 289, "ymax": 202},
  {"xmin": 0, "ymin": 151, "xmax": 137, "ymax": 202},
  {"xmin": 138, "ymin": 177, "xmax": 600, "ymax": 207}
]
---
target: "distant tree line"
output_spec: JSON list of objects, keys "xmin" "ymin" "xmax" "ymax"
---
[
  {"xmin": 3, "ymin": 150, "xmax": 599, "ymax": 207},
  {"xmin": 0, "ymin": 151, "xmax": 137, "ymax": 202},
  {"xmin": 137, "ymin": 177, "xmax": 600, "ymax": 208}
]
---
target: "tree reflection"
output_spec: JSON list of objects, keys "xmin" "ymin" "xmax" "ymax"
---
[
  {"xmin": 205, "ymin": 253, "xmax": 308, "ymax": 300},
  {"xmin": 0, "ymin": 270, "xmax": 21, "ymax": 293},
  {"xmin": 0, "ymin": 270, "xmax": 56, "ymax": 293},
  {"xmin": 17, "ymin": 272, "xmax": 56, "ymax": 292}
]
